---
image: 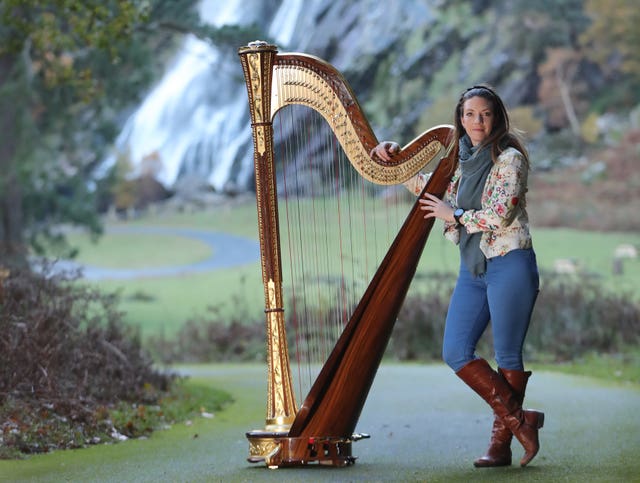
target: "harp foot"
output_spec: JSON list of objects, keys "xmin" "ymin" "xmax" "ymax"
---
[{"xmin": 246, "ymin": 430, "xmax": 370, "ymax": 468}]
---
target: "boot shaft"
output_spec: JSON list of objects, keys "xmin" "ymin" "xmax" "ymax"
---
[
  {"xmin": 498, "ymin": 368, "xmax": 531, "ymax": 404},
  {"xmin": 456, "ymin": 359, "xmax": 522, "ymax": 420}
]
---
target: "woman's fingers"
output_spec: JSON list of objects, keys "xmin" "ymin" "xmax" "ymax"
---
[
  {"xmin": 419, "ymin": 195, "xmax": 449, "ymax": 220},
  {"xmin": 370, "ymin": 141, "xmax": 400, "ymax": 161},
  {"xmin": 422, "ymin": 192, "xmax": 439, "ymax": 202}
]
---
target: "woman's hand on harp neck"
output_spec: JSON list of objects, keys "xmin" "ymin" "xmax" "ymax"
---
[{"xmin": 370, "ymin": 141, "xmax": 401, "ymax": 162}]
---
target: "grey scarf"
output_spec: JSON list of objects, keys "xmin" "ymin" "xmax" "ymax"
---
[{"xmin": 457, "ymin": 135, "xmax": 493, "ymax": 276}]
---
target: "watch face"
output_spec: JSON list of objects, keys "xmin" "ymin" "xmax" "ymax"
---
[{"xmin": 455, "ymin": 208, "xmax": 464, "ymax": 217}]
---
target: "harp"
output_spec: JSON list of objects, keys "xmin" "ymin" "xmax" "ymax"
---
[{"xmin": 238, "ymin": 41, "xmax": 456, "ymax": 468}]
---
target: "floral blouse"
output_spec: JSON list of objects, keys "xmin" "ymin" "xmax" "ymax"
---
[{"xmin": 403, "ymin": 147, "xmax": 533, "ymax": 259}]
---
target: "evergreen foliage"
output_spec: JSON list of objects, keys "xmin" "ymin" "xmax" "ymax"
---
[{"xmin": 0, "ymin": 0, "xmax": 256, "ymax": 268}]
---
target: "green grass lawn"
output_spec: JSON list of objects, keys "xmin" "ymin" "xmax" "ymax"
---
[{"xmin": 69, "ymin": 201, "xmax": 640, "ymax": 339}]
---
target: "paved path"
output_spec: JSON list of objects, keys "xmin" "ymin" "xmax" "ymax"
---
[
  {"xmin": 56, "ymin": 226, "xmax": 260, "ymax": 280},
  {"xmin": 4, "ymin": 364, "xmax": 639, "ymax": 482}
]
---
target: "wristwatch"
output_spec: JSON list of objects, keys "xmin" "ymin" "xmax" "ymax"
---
[{"xmin": 453, "ymin": 208, "xmax": 465, "ymax": 225}]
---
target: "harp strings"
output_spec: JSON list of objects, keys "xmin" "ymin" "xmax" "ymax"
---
[{"xmin": 274, "ymin": 103, "xmax": 410, "ymax": 403}]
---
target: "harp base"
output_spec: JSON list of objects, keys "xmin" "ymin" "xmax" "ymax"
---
[{"xmin": 246, "ymin": 430, "xmax": 370, "ymax": 468}]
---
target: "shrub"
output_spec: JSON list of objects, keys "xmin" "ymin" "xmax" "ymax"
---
[
  {"xmin": 147, "ymin": 293, "xmax": 265, "ymax": 364},
  {"xmin": 146, "ymin": 271, "xmax": 640, "ymax": 367},
  {"xmin": 389, "ymin": 271, "xmax": 640, "ymax": 363},
  {"xmin": 0, "ymin": 266, "xmax": 172, "ymax": 404},
  {"xmin": 0, "ymin": 265, "xmax": 176, "ymax": 457},
  {"xmin": 391, "ymin": 272, "xmax": 457, "ymax": 360},
  {"xmin": 527, "ymin": 271, "xmax": 640, "ymax": 361}
]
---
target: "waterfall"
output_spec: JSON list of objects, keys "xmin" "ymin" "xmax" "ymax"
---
[
  {"xmin": 268, "ymin": 0, "xmax": 304, "ymax": 46},
  {"xmin": 101, "ymin": 0, "xmax": 438, "ymax": 194},
  {"xmin": 103, "ymin": 0, "xmax": 311, "ymax": 193}
]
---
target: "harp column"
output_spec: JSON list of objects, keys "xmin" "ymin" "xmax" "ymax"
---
[{"xmin": 239, "ymin": 42, "xmax": 297, "ymax": 437}]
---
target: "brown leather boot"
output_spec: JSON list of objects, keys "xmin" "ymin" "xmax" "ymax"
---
[
  {"xmin": 457, "ymin": 358, "xmax": 544, "ymax": 467},
  {"xmin": 473, "ymin": 368, "xmax": 531, "ymax": 467}
]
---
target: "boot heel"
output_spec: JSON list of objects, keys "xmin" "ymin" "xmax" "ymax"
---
[
  {"xmin": 519, "ymin": 411, "xmax": 543, "ymax": 467},
  {"xmin": 525, "ymin": 410, "xmax": 544, "ymax": 429}
]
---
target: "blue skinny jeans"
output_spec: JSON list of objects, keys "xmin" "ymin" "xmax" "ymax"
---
[{"xmin": 442, "ymin": 248, "xmax": 539, "ymax": 372}]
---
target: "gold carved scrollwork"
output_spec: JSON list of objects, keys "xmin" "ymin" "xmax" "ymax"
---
[
  {"xmin": 268, "ymin": 310, "xmax": 285, "ymax": 418},
  {"xmin": 265, "ymin": 279, "xmax": 296, "ymax": 430},
  {"xmin": 255, "ymin": 125, "xmax": 267, "ymax": 157},
  {"xmin": 247, "ymin": 53, "xmax": 264, "ymax": 124},
  {"xmin": 248, "ymin": 438, "xmax": 279, "ymax": 457},
  {"xmin": 267, "ymin": 278, "xmax": 277, "ymax": 310}
]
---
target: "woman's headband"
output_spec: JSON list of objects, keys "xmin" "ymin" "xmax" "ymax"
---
[{"xmin": 462, "ymin": 84, "xmax": 498, "ymax": 97}]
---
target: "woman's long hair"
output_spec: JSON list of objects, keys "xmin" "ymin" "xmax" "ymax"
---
[{"xmin": 452, "ymin": 84, "xmax": 530, "ymax": 169}]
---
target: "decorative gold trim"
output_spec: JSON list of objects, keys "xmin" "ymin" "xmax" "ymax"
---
[
  {"xmin": 239, "ymin": 43, "xmax": 298, "ymax": 441},
  {"xmin": 272, "ymin": 62, "xmax": 444, "ymax": 184},
  {"xmin": 247, "ymin": 435, "xmax": 280, "ymax": 460}
]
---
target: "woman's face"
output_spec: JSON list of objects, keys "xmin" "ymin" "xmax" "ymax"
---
[{"xmin": 460, "ymin": 96, "xmax": 494, "ymax": 146}]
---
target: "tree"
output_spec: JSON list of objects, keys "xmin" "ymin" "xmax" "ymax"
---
[
  {"xmin": 579, "ymin": 0, "xmax": 640, "ymax": 105},
  {"xmin": 0, "ymin": 0, "xmax": 225, "ymax": 268},
  {"xmin": 492, "ymin": 0, "xmax": 590, "ymax": 61},
  {"xmin": 537, "ymin": 47, "xmax": 589, "ymax": 134}
]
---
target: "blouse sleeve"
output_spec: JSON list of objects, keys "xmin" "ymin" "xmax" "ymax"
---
[
  {"xmin": 402, "ymin": 172, "xmax": 430, "ymax": 196},
  {"xmin": 460, "ymin": 149, "xmax": 527, "ymax": 234}
]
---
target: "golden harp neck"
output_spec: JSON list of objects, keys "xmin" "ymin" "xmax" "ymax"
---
[{"xmin": 241, "ymin": 41, "xmax": 452, "ymax": 184}]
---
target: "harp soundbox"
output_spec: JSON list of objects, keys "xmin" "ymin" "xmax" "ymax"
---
[{"xmin": 238, "ymin": 41, "xmax": 456, "ymax": 468}]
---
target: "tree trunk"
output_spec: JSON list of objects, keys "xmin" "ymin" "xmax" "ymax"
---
[
  {"xmin": 555, "ymin": 62, "xmax": 581, "ymax": 139},
  {"xmin": 0, "ymin": 52, "xmax": 28, "ymax": 269}
]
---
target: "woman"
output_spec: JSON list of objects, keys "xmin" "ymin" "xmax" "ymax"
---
[{"xmin": 370, "ymin": 85, "xmax": 543, "ymax": 468}]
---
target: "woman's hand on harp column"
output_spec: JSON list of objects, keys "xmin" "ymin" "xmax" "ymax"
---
[
  {"xmin": 419, "ymin": 193, "xmax": 455, "ymax": 222},
  {"xmin": 370, "ymin": 141, "xmax": 401, "ymax": 161}
]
